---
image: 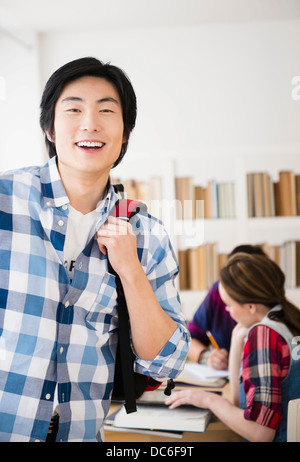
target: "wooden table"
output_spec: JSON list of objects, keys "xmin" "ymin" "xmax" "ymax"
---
[{"xmin": 104, "ymin": 382, "xmax": 242, "ymax": 442}]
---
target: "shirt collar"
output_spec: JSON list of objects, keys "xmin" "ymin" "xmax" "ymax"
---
[
  {"xmin": 40, "ymin": 156, "xmax": 69, "ymax": 209},
  {"xmin": 95, "ymin": 180, "xmax": 116, "ymax": 216},
  {"xmin": 40, "ymin": 156, "xmax": 119, "ymax": 214}
]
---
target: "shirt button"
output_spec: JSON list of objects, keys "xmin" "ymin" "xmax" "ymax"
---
[
  {"xmin": 46, "ymin": 201, "xmax": 51, "ymax": 207},
  {"xmin": 60, "ymin": 346, "xmax": 64, "ymax": 354},
  {"xmin": 45, "ymin": 393, "xmax": 51, "ymax": 400},
  {"xmin": 62, "ymin": 205, "xmax": 68, "ymax": 210},
  {"xmin": 65, "ymin": 301, "xmax": 70, "ymax": 308},
  {"xmin": 58, "ymin": 220, "xmax": 64, "ymax": 226}
]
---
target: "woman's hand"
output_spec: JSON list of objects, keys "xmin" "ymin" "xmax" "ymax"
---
[
  {"xmin": 165, "ymin": 388, "xmax": 212, "ymax": 410},
  {"xmin": 206, "ymin": 348, "xmax": 228, "ymax": 370},
  {"xmin": 231, "ymin": 323, "xmax": 248, "ymax": 344},
  {"xmin": 166, "ymin": 386, "xmax": 276, "ymax": 442}
]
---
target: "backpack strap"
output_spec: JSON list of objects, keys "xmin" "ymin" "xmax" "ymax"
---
[
  {"xmin": 108, "ymin": 196, "xmax": 172, "ymax": 412},
  {"xmin": 112, "ymin": 198, "xmax": 147, "ymax": 221},
  {"xmin": 108, "ymin": 198, "xmax": 148, "ymax": 413}
]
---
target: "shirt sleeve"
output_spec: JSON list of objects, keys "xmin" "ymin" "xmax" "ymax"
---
[
  {"xmin": 132, "ymin": 214, "xmax": 190, "ymax": 380},
  {"xmin": 241, "ymin": 325, "xmax": 290, "ymax": 429}
]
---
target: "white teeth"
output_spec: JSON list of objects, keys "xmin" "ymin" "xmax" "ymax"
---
[{"xmin": 76, "ymin": 141, "xmax": 104, "ymax": 148}]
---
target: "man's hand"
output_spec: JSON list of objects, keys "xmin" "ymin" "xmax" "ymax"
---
[{"xmin": 96, "ymin": 216, "xmax": 139, "ymax": 278}]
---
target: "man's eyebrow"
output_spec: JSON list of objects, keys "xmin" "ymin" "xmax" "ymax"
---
[
  {"xmin": 97, "ymin": 97, "xmax": 120, "ymax": 105},
  {"xmin": 60, "ymin": 96, "xmax": 120, "ymax": 105}
]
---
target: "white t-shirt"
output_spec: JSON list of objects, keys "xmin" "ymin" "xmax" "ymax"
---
[{"xmin": 63, "ymin": 205, "xmax": 102, "ymax": 281}]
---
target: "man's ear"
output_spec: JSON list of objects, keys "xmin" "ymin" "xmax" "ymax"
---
[{"xmin": 46, "ymin": 130, "xmax": 55, "ymax": 143}]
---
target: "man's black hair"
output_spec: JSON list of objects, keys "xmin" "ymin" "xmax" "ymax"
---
[{"xmin": 40, "ymin": 57, "xmax": 137, "ymax": 168}]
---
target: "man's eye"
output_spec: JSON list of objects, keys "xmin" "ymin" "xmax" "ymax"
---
[
  {"xmin": 67, "ymin": 108, "xmax": 80, "ymax": 112},
  {"xmin": 100, "ymin": 109, "xmax": 113, "ymax": 113}
]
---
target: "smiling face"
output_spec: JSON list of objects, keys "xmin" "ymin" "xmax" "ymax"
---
[{"xmin": 48, "ymin": 75, "xmax": 125, "ymax": 182}]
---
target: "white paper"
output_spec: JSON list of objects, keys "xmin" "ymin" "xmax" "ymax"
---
[{"xmin": 177, "ymin": 362, "xmax": 229, "ymax": 383}]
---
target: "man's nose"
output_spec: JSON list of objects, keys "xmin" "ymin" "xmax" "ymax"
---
[{"xmin": 80, "ymin": 110, "xmax": 101, "ymax": 132}]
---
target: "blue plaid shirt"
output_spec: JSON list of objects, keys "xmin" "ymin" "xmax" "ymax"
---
[{"xmin": 0, "ymin": 157, "xmax": 189, "ymax": 442}]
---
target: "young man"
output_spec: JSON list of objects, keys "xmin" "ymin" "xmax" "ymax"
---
[{"xmin": 0, "ymin": 57, "xmax": 190, "ymax": 442}]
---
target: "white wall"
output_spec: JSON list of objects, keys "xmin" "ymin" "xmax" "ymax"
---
[
  {"xmin": 1, "ymin": 19, "xmax": 299, "ymax": 173},
  {"xmin": 0, "ymin": 30, "xmax": 44, "ymax": 171},
  {"xmin": 38, "ymin": 19, "xmax": 300, "ymax": 171}
]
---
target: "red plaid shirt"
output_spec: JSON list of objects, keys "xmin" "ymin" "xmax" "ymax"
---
[{"xmin": 241, "ymin": 325, "xmax": 290, "ymax": 429}]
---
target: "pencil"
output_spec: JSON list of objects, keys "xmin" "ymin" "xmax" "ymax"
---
[{"xmin": 206, "ymin": 330, "xmax": 220, "ymax": 350}]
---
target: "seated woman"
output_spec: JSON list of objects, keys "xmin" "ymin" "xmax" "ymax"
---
[
  {"xmin": 187, "ymin": 245, "xmax": 265, "ymax": 370},
  {"xmin": 167, "ymin": 252, "xmax": 300, "ymax": 442}
]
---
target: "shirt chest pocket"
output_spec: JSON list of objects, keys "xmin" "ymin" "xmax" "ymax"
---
[{"xmin": 85, "ymin": 272, "xmax": 118, "ymax": 333}]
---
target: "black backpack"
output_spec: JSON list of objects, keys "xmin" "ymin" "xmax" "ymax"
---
[{"xmin": 108, "ymin": 194, "xmax": 174, "ymax": 413}]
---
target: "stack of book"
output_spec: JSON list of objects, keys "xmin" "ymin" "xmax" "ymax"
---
[
  {"xmin": 175, "ymin": 177, "xmax": 236, "ymax": 220},
  {"xmin": 110, "ymin": 403, "xmax": 212, "ymax": 434},
  {"xmin": 247, "ymin": 170, "xmax": 300, "ymax": 217},
  {"xmin": 105, "ymin": 362, "xmax": 228, "ymax": 435}
]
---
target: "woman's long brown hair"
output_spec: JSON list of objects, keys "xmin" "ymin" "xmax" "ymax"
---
[{"xmin": 219, "ymin": 253, "xmax": 300, "ymax": 336}]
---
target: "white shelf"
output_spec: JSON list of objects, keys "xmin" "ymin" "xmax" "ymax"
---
[
  {"xmin": 180, "ymin": 290, "xmax": 208, "ymax": 321},
  {"xmin": 175, "ymin": 215, "xmax": 300, "ymax": 252},
  {"xmin": 246, "ymin": 216, "xmax": 300, "ymax": 245}
]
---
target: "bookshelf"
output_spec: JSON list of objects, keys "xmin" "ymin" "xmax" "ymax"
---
[
  {"xmin": 112, "ymin": 150, "xmax": 300, "ymax": 320},
  {"xmin": 111, "ymin": 155, "xmax": 177, "ymax": 245}
]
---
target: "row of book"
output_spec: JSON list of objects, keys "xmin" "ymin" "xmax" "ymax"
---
[
  {"xmin": 262, "ymin": 241, "xmax": 300, "ymax": 288},
  {"xmin": 247, "ymin": 170, "xmax": 300, "ymax": 217},
  {"xmin": 175, "ymin": 177, "xmax": 236, "ymax": 220},
  {"xmin": 113, "ymin": 171, "xmax": 300, "ymax": 220},
  {"xmin": 111, "ymin": 177, "xmax": 163, "ymax": 215},
  {"xmin": 178, "ymin": 240, "xmax": 300, "ymax": 291},
  {"xmin": 111, "ymin": 177, "xmax": 162, "ymax": 201},
  {"xmin": 178, "ymin": 243, "xmax": 227, "ymax": 290},
  {"xmin": 112, "ymin": 176, "xmax": 236, "ymax": 220},
  {"xmin": 276, "ymin": 241, "xmax": 300, "ymax": 289}
]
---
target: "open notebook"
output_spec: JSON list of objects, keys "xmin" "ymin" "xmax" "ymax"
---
[{"xmin": 175, "ymin": 362, "xmax": 229, "ymax": 387}]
